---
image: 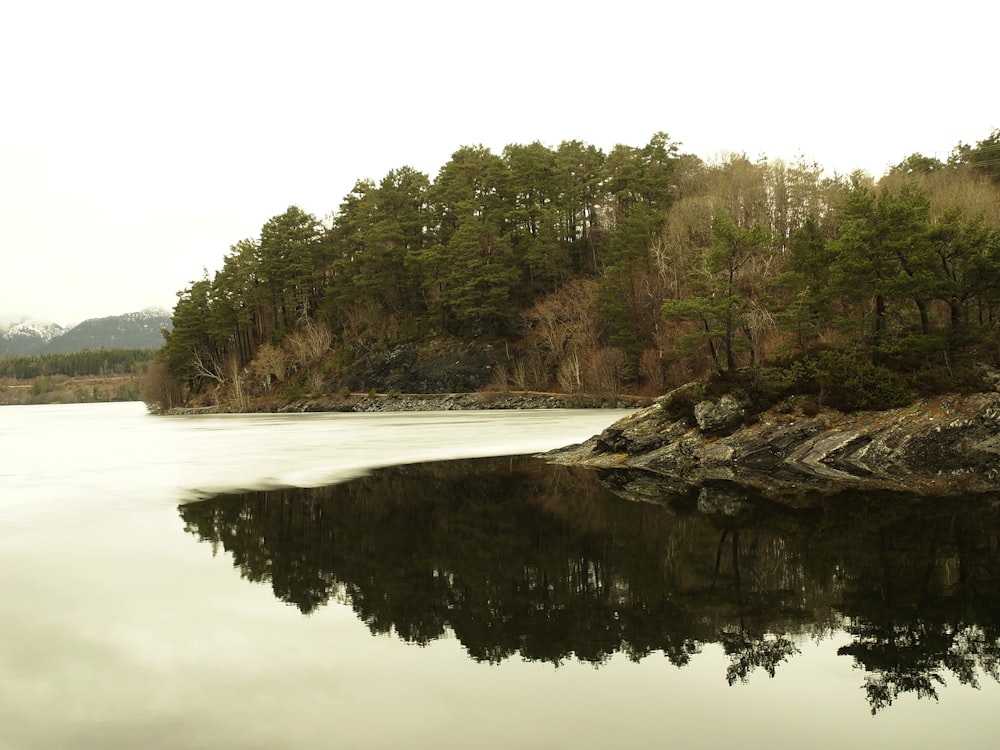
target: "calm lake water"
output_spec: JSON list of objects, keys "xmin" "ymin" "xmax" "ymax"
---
[{"xmin": 1, "ymin": 402, "xmax": 998, "ymax": 749}]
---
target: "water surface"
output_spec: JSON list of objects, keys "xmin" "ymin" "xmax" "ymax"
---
[{"xmin": 1, "ymin": 403, "xmax": 997, "ymax": 749}]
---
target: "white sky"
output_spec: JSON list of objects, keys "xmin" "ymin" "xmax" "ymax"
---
[{"xmin": 1, "ymin": 0, "xmax": 996, "ymax": 326}]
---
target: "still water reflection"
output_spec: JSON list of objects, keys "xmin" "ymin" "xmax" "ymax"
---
[
  {"xmin": 182, "ymin": 457, "xmax": 1000, "ymax": 716},
  {"xmin": 3, "ymin": 404, "xmax": 999, "ymax": 748}
]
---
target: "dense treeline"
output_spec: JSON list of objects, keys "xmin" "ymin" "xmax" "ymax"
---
[
  {"xmin": 151, "ymin": 129, "xmax": 1000, "ymax": 410},
  {"xmin": 0, "ymin": 349, "xmax": 150, "ymax": 406},
  {"xmin": 0, "ymin": 348, "xmax": 154, "ymax": 379}
]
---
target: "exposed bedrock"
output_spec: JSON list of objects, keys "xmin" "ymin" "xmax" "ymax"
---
[{"xmin": 545, "ymin": 385, "xmax": 1000, "ymax": 498}]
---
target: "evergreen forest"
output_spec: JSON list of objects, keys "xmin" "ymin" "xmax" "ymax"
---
[
  {"xmin": 150, "ymin": 130, "xmax": 1000, "ymax": 412},
  {"xmin": 0, "ymin": 349, "xmax": 154, "ymax": 380}
]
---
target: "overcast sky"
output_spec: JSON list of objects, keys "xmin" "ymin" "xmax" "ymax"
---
[{"xmin": 1, "ymin": 1, "xmax": 996, "ymax": 326}]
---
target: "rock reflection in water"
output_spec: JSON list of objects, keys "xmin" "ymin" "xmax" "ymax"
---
[{"xmin": 179, "ymin": 457, "xmax": 1000, "ymax": 714}]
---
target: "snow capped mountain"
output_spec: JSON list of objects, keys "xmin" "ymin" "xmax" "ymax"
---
[
  {"xmin": 116, "ymin": 307, "xmax": 172, "ymax": 326},
  {"xmin": 1, "ymin": 319, "xmax": 65, "ymax": 342},
  {"xmin": 0, "ymin": 318, "xmax": 66, "ymax": 355},
  {"xmin": 0, "ymin": 309, "xmax": 171, "ymax": 356}
]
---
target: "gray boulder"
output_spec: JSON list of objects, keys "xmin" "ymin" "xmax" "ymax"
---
[{"xmin": 694, "ymin": 394, "xmax": 746, "ymax": 434}]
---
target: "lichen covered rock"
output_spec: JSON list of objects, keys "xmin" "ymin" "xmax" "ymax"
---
[{"xmin": 546, "ymin": 390, "xmax": 1000, "ymax": 497}]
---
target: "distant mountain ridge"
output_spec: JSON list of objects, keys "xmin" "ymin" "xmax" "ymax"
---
[{"xmin": 0, "ymin": 308, "xmax": 172, "ymax": 356}]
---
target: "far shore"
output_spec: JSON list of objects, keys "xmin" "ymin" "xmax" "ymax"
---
[{"xmin": 162, "ymin": 391, "xmax": 652, "ymax": 415}]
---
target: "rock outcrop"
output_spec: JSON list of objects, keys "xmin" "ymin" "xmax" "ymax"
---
[
  {"xmin": 545, "ymin": 385, "xmax": 1000, "ymax": 498},
  {"xmin": 344, "ymin": 339, "xmax": 497, "ymax": 395}
]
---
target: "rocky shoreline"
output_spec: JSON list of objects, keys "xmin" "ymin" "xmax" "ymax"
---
[
  {"xmin": 544, "ymin": 384, "xmax": 1000, "ymax": 499},
  {"xmin": 165, "ymin": 391, "xmax": 651, "ymax": 415}
]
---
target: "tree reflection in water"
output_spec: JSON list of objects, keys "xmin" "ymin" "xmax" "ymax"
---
[{"xmin": 178, "ymin": 457, "xmax": 1000, "ymax": 713}]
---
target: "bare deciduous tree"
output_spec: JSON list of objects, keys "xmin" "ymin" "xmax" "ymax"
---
[
  {"xmin": 250, "ymin": 343, "xmax": 287, "ymax": 389},
  {"xmin": 523, "ymin": 279, "xmax": 603, "ymax": 393},
  {"xmin": 638, "ymin": 348, "xmax": 664, "ymax": 395},
  {"xmin": 557, "ymin": 349, "xmax": 583, "ymax": 393},
  {"xmin": 585, "ymin": 347, "xmax": 629, "ymax": 395},
  {"xmin": 343, "ymin": 299, "xmax": 400, "ymax": 353},
  {"xmin": 190, "ymin": 348, "xmax": 226, "ymax": 387},
  {"xmin": 223, "ymin": 351, "xmax": 249, "ymax": 411},
  {"xmin": 140, "ymin": 359, "xmax": 183, "ymax": 413},
  {"xmin": 286, "ymin": 318, "xmax": 332, "ymax": 370}
]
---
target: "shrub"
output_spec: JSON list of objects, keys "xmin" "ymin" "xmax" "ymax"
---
[
  {"xmin": 141, "ymin": 359, "xmax": 183, "ymax": 413},
  {"xmin": 744, "ymin": 350, "xmax": 913, "ymax": 412},
  {"xmin": 282, "ymin": 382, "xmax": 303, "ymax": 400}
]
